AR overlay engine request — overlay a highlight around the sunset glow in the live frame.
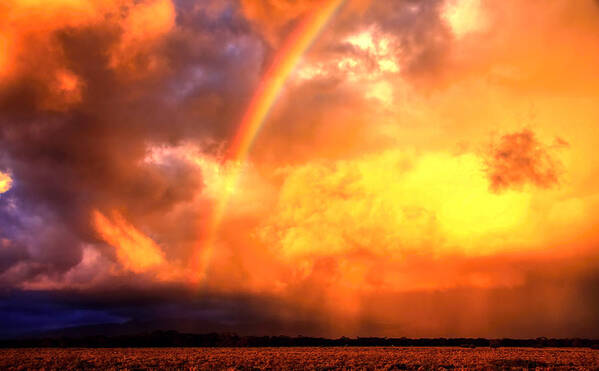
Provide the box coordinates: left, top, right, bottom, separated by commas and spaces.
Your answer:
0, 172, 11, 194
2, 0, 599, 338
443, 0, 487, 38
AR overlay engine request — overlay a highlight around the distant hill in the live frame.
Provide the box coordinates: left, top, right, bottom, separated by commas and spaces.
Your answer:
2, 331, 598, 348
14, 316, 323, 340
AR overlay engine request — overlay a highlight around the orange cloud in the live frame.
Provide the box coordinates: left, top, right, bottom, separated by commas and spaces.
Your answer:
92, 209, 168, 276
240, 0, 328, 44
0, 0, 115, 76
239, 0, 371, 45
41, 69, 84, 111
0, 0, 176, 108
108, 0, 176, 76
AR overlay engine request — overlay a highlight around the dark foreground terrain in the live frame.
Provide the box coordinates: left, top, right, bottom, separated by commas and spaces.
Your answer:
1, 347, 598, 370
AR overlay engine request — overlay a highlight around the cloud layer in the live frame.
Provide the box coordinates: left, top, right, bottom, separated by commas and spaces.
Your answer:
1, 0, 599, 337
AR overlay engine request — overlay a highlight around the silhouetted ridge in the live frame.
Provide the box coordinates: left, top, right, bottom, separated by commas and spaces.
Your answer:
2, 332, 599, 348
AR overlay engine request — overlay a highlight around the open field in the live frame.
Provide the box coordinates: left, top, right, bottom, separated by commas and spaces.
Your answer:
1, 347, 598, 370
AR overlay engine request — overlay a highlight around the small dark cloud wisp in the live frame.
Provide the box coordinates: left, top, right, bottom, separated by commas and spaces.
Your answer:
485, 130, 566, 192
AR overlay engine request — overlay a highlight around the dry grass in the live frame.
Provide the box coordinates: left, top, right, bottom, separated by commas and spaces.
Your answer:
1, 347, 598, 370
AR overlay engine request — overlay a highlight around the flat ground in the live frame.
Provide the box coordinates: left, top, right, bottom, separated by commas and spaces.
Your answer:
1, 347, 598, 370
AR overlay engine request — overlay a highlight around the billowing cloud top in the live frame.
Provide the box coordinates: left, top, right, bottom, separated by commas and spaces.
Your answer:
1, 0, 599, 338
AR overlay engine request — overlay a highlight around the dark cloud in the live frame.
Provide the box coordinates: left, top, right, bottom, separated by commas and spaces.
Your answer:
0, 284, 329, 339
363, 0, 451, 83
0, 0, 264, 284
485, 130, 566, 192
2, 251, 599, 339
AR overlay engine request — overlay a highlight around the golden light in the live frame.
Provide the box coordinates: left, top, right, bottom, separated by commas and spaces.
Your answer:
191, 156, 243, 198
442, 0, 487, 38
261, 150, 532, 262
92, 210, 167, 274
0, 171, 12, 194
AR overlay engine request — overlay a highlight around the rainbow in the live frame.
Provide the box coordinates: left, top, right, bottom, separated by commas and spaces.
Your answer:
228, 0, 346, 162
190, 0, 345, 283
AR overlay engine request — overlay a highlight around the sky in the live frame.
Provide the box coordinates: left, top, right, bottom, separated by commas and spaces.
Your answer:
1, 0, 599, 338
